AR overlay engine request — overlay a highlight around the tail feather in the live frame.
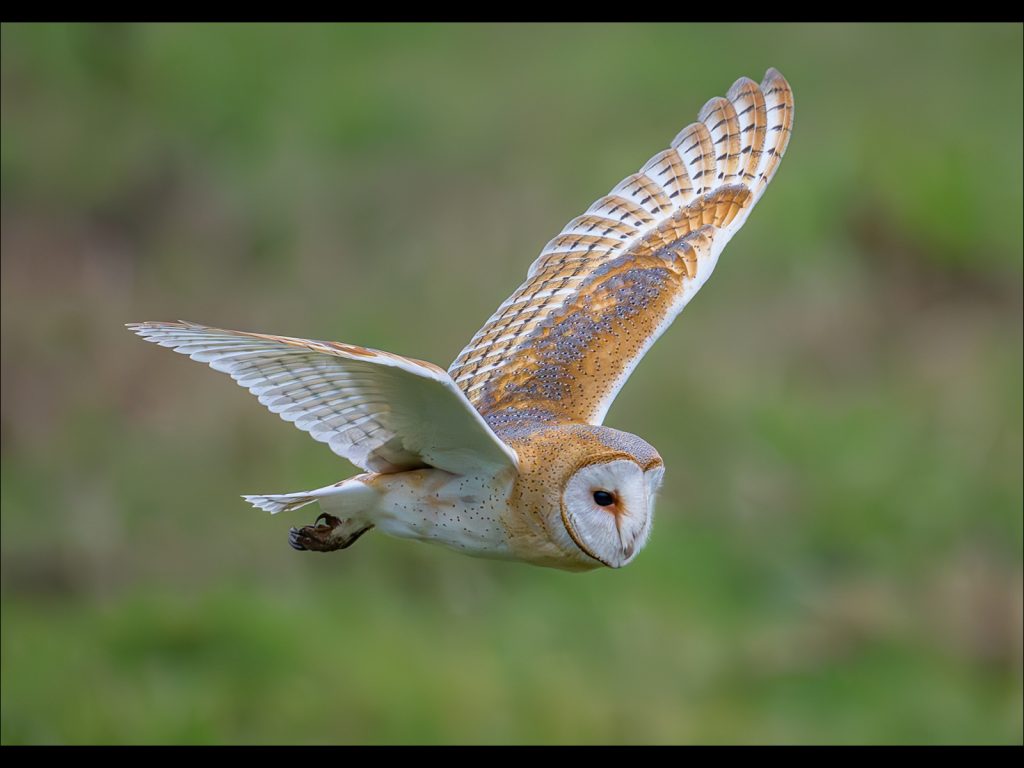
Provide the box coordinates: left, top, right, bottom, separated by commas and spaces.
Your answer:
243, 492, 318, 515
244, 475, 377, 516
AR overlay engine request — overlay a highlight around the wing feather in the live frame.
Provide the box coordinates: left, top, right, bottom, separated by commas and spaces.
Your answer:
450, 69, 793, 427
130, 321, 518, 474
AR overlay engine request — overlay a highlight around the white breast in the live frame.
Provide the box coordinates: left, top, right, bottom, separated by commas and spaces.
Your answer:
371, 468, 517, 559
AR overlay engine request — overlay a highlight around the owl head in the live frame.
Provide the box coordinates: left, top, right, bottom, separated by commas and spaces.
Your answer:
505, 424, 665, 570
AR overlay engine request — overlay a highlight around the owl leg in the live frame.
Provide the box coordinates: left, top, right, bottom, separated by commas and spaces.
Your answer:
288, 513, 374, 553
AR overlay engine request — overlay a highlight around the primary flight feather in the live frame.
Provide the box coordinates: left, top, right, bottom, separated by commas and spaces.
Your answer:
129, 69, 794, 570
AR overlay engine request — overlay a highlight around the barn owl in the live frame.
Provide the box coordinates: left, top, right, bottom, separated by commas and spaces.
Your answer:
129, 69, 793, 571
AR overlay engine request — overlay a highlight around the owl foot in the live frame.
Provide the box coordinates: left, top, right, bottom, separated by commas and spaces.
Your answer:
288, 513, 373, 553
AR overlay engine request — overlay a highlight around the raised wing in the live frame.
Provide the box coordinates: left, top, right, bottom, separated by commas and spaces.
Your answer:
129, 321, 519, 474
449, 69, 793, 428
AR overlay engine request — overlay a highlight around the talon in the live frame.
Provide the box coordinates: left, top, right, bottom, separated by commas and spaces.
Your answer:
288, 527, 308, 551
315, 512, 341, 528
287, 517, 373, 553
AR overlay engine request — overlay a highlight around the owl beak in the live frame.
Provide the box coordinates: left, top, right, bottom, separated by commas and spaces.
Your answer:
621, 538, 635, 560
606, 504, 648, 566
614, 512, 636, 560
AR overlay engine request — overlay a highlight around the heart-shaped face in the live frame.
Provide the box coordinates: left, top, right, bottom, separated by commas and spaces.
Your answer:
561, 458, 665, 568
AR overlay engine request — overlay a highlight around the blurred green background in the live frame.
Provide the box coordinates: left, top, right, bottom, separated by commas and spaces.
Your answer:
1, 23, 1021, 744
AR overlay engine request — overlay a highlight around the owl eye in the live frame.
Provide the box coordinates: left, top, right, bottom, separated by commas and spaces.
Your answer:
592, 490, 616, 507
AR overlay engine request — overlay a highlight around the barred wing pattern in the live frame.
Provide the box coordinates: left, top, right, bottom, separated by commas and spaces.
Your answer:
129, 322, 518, 474
449, 69, 793, 427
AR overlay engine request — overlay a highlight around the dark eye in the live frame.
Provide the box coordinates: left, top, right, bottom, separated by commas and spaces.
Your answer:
592, 490, 615, 507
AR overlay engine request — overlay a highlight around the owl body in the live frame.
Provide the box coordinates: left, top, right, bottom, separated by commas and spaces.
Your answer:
295, 423, 662, 571
129, 69, 793, 571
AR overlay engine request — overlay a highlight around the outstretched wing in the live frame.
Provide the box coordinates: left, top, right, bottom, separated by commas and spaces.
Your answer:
449, 69, 793, 428
129, 321, 519, 474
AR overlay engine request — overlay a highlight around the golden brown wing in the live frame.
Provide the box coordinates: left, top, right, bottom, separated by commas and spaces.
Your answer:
449, 69, 794, 428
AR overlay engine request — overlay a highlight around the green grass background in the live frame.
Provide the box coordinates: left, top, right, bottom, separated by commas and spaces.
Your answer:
1, 23, 1021, 744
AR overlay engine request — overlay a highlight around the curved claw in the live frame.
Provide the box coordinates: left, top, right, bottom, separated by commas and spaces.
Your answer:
288, 527, 308, 551
315, 512, 341, 528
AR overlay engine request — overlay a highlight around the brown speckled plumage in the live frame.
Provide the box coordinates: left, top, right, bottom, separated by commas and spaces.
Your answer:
451, 69, 793, 428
